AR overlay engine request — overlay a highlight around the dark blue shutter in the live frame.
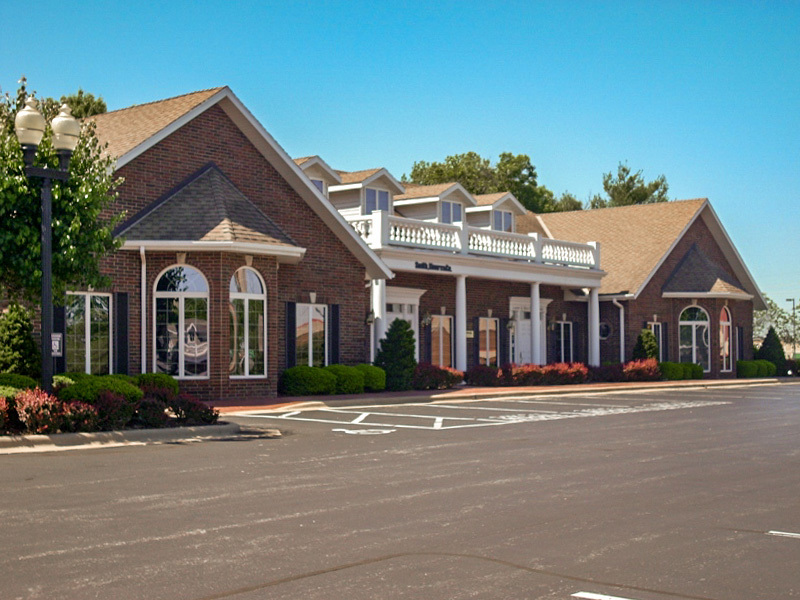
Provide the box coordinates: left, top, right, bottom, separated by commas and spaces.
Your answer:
661, 322, 669, 361
114, 293, 129, 375
737, 326, 745, 361
53, 303, 66, 375
472, 317, 480, 368
329, 304, 340, 365
285, 302, 296, 368
422, 323, 432, 364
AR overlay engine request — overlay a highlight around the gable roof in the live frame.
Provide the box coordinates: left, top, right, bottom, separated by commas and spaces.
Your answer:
662, 244, 750, 298
294, 155, 342, 185
117, 164, 300, 256
471, 192, 527, 214
89, 87, 392, 279
522, 199, 765, 309
394, 182, 478, 207
331, 168, 406, 194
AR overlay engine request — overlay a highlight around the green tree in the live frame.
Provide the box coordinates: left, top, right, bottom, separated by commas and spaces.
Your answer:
374, 319, 417, 391
59, 89, 107, 119
755, 326, 786, 374
405, 151, 557, 213
0, 78, 122, 303
590, 162, 669, 209
753, 295, 795, 345
552, 191, 584, 212
632, 328, 659, 360
0, 303, 40, 378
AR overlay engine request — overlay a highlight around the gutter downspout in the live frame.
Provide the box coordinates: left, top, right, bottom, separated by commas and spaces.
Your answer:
140, 246, 147, 374
612, 298, 625, 364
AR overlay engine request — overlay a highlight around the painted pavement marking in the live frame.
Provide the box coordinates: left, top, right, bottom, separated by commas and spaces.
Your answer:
331, 429, 396, 435
572, 592, 641, 600
767, 530, 800, 539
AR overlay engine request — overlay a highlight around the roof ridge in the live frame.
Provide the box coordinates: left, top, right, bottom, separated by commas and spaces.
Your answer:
93, 87, 226, 118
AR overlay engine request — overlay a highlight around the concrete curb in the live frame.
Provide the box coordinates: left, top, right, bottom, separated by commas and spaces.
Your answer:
0, 422, 250, 454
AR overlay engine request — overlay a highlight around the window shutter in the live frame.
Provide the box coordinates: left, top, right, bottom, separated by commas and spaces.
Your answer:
114, 293, 129, 375
661, 322, 669, 361
329, 304, 340, 365
472, 317, 480, 368
737, 326, 745, 361
53, 303, 66, 375
499, 318, 510, 366
285, 302, 296, 369
422, 323, 432, 363
573, 322, 583, 364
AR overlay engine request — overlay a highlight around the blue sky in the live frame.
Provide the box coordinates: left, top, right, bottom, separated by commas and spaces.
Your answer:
2, 1, 798, 308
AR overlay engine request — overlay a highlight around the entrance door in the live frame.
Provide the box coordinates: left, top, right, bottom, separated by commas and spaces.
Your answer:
509, 297, 551, 365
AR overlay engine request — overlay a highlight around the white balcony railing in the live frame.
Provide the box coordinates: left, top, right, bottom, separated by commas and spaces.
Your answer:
348, 211, 600, 270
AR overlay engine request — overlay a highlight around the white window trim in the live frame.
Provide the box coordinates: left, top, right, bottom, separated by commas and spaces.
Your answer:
493, 209, 514, 232
153, 265, 210, 380
364, 187, 391, 215
720, 306, 732, 373
441, 200, 462, 224
556, 320, 573, 363
479, 317, 500, 366
679, 305, 711, 373
296, 303, 329, 367
648, 321, 663, 361
66, 292, 113, 375
229, 267, 268, 379
309, 178, 326, 196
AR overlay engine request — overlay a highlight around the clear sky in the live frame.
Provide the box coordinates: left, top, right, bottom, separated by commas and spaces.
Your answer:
2, 1, 798, 308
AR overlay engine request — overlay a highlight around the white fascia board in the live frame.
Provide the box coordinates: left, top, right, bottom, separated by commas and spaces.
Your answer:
662, 291, 754, 301
492, 193, 526, 215
699, 203, 767, 310
217, 92, 393, 280
357, 169, 406, 194
328, 182, 364, 192
122, 240, 307, 263
386, 286, 427, 303
114, 87, 231, 170
464, 205, 491, 214
375, 247, 605, 288
445, 183, 479, 207
535, 214, 554, 239
393, 197, 439, 206
295, 156, 343, 184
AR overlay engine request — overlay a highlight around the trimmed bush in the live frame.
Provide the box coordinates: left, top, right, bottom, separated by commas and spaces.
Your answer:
0, 303, 40, 379
541, 363, 588, 385
509, 364, 544, 386
94, 390, 136, 430
632, 329, 659, 360
754, 359, 776, 377
14, 388, 63, 434
464, 364, 501, 387
136, 372, 180, 396
623, 358, 661, 382
170, 393, 219, 425
355, 364, 386, 392
138, 384, 177, 405
737, 360, 759, 378
135, 397, 169, 428
413, 363, 463, 390
324, 365, 365, 395
57, 375, 143, 430
60, 371, 94, 383
0, 397, 9, 431
756, 326, 786, 374
279, 366, 336, 396
689, 363, 704, 379
106, 374, 138, 386
374, 319, 417, 391
588, 363, 624, 383
62, 402, 100, 433
0, 384, 22, 400
0, 373, 37, 390
659, 361, 685, 380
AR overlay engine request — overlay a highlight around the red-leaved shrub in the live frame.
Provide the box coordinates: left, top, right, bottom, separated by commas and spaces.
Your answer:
623, 358, 661, 382
0, 396, 9, 431
588, 363, 625, 382
464, 364, 501, 387
62, 402, 100, 433
170, 393, 219, 425
540, 363, 588, 385
412, 363, 464, 390
14, 388, 64, 434
509, 364, 544, 386
94, 390, 136, 431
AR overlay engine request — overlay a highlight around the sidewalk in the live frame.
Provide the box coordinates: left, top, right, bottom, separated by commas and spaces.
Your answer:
213, 376, 793, 414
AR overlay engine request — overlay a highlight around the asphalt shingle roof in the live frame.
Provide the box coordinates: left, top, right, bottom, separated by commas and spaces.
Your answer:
662, 244, 747, 295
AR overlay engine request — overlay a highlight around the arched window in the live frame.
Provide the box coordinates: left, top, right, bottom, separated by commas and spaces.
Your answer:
679, 305, 710, 373
229, 267, 266, 377
720, 306, 732, 372
154, 265, 209, 378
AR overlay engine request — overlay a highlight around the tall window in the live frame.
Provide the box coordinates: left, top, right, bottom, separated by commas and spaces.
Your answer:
66, 292, 112, 375
154, 266, 209, 378
441, 201, 462, 224
365, 188, 389, 214
479, 317, 499, 366
229, 268, 266, 377
720, 306, 732, 372
296, 303, 327, 367
492, 210, 513, 232
649, 321, 663, 360
679, 306, 710, 372
556, 320, 573, 363
431, 315, 453, 367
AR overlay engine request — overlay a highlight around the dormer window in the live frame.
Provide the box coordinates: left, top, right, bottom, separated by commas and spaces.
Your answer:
442, 200, 462, 224
493, 210, 513, 232
365, 188, 390, 214
310, 179, 325, 194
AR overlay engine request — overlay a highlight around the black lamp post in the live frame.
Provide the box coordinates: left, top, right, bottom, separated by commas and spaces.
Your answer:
14, 98, 80, 393
787, 298, 797, 359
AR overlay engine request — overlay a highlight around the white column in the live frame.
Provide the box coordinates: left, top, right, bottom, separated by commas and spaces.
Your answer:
531, 282, 541, 365
372, 279, 387, 359
455, 274, 467, 371
588, 287, 600, 366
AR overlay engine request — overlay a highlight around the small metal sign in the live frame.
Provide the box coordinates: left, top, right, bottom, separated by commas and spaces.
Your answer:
465, 330, 474, 339
51, 333, 63, 357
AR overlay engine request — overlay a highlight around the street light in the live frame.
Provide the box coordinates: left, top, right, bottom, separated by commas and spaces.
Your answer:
14, 98, 80, 393
787, 298, 797, 360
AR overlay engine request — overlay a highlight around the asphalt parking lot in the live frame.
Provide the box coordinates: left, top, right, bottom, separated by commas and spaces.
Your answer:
4, 382, 800, 600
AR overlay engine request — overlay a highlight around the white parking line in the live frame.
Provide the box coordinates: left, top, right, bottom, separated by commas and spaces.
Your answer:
768, 530, 800, 539
350, 413, 369, 424
572, 592, 640, 600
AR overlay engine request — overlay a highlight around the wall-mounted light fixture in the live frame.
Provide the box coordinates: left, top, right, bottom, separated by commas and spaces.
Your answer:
421, 312, 432, 327
309, 292, 317, 304
365, 309, 375, 325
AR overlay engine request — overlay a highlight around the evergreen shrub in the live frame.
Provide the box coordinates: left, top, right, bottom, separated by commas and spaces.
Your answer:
737, 360, 759, 378
355, 364, 386, 392
414, 363, 463, 390
324, 365, 365, 395
0, 303, 40, 379
374, 319, 417, 391
0, 373, 37, 390
136, 373, 180, 395
754, 359, 776, 377
658, 361, 685, 380
58, 375, 143, 430
279, 366, 336, 396
0, 385, 20, 400
755, 327, 786, 374
632, 329, 659, 360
